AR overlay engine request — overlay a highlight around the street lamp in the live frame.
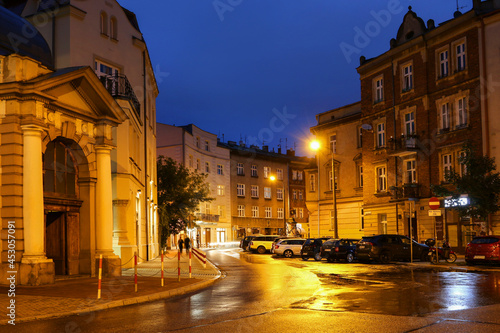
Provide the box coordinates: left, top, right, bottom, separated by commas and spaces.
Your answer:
269, 174, 286, 235
310, 139, 338, 238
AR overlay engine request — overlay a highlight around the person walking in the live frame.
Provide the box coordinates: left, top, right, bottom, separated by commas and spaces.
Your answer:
178, 236, 184, 253
184, 236, 191, 254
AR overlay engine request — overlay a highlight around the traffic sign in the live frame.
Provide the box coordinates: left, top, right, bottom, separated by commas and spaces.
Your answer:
429, 197, 440, 209
428, 210, 442, 217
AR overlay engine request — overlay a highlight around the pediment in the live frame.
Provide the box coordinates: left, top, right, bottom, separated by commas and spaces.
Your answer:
395, 7, 427, 46
32, 67, 128, 125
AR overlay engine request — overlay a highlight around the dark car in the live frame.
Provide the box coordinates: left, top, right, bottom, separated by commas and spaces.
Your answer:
240, 235, 261, 251
322, 238, 359, 263
301, 237, 331, 261
356, 234, 429, 263
466, 235, 500, 265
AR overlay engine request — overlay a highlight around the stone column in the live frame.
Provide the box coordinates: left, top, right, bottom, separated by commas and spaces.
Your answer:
20, 125, 54, 285
95, 145, 121, 276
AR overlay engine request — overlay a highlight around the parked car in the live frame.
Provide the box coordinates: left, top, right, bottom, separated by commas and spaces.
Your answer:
356, 234, 429, 263
322, 238, 359, 263
273, 238, 306, 258
271, 236, 293, 254
249, 235, 282, 254
240, 235, 261, 251
301, 237, 332, 261
465, 235, 500, 265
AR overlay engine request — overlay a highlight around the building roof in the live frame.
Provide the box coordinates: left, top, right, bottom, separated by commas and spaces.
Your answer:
0, 4, 53, 68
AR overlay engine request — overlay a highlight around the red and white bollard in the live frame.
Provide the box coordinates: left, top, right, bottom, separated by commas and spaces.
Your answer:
189, 249, 192, 279
161, 250, 164, 287
134, 251, 138, 292
97, 254, 103, 299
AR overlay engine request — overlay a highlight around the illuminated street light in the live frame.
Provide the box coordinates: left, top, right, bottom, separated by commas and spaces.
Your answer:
269, 174, 286, 235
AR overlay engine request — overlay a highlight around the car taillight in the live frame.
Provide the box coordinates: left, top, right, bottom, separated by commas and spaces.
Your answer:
249, 241, 253, 246
275, 245, 279, 249
335, 247, 339, 252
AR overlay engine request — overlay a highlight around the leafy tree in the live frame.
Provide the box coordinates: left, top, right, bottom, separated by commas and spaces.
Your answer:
157, 156, 213, 247
432, 142, 500, 222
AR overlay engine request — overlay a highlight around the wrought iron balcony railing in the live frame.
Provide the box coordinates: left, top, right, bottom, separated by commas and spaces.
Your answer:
390, 183, 421, 200
194, 213, 220, 222
99, 74, 141, 117
388, 134, 419, 152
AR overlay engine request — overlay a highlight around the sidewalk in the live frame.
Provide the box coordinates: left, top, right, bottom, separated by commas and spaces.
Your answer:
0, 249, 221, 325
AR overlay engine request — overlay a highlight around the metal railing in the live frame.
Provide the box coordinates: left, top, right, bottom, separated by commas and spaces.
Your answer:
99, 74, 141, 117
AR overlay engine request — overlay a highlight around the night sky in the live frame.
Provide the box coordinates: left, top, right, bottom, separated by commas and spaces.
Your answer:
118, 0, 470, 156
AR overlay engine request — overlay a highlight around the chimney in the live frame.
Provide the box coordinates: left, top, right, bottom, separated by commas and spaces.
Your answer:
286, 149, 295, 156
262, 145, 269, 152
278, 147, 282, 154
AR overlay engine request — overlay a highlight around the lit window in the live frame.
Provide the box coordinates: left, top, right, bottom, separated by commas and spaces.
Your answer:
376, 166, 386, 192
237, 184, 245, 197
217, 185, 224, 196
263, 166, 270, 178
264, 187, 271, 199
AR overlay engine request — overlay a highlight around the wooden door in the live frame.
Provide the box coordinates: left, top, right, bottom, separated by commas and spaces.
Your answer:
46, 212, 66, 275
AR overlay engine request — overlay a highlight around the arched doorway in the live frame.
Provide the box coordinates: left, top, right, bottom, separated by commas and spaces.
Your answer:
43, 139, 84, 275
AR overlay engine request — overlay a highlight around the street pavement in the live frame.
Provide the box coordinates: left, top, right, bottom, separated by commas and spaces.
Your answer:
1, 248, 500, 327
0, 249, 221, 326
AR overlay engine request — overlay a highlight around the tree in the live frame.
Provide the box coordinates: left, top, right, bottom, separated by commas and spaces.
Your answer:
432, 142, 500, 224
157, 156, 213, 247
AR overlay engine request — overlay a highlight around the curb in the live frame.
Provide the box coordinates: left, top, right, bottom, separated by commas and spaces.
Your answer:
1, 259, 222, 325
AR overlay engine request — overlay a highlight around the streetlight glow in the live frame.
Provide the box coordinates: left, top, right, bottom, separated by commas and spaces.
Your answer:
270, 175, 276, 181
310, 140, 320, 151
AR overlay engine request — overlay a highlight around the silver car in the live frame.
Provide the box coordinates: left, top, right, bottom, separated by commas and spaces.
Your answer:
274, 238, 306, 258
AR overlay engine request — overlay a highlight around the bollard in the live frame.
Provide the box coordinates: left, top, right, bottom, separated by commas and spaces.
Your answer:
161, 250, 164, 287
189, 249, 192, 279
134, 251, 138, 292
97, 254, 103, 299
177, 250, 181, 282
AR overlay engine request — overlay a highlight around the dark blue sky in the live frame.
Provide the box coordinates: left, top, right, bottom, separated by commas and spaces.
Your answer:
119, 0, 470, 156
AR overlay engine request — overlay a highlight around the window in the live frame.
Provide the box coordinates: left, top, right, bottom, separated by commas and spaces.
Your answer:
298, 190, 303, 200
376, 166, 387, 192
405, 159, 417, 184
237, 163, 244, 175
251, 185, 259, 198
298, 171, 303, 181
217, 164, 224, 175
328, 169, 337, 191
310, 174, 316, 192
110, 16, 117, 39
277, 208, 284, 219
94, 60, 118, 78
330, 134, 337, 154
188, 155, 193, 168
237, 184, 245, 197
265, 207, 272, 218
276, 168, 283, 180
357, 127, 363, 148
456, 42, 466, 72
442, 154, 453, 180
205, 140, 210, 151
457, 97, 467, 128
217, 185, 224, 196
277, 188, 283, 200
376, 123, 386, 148
358, 164, 363, 188
196, 159, 200, 171
298, 208, 304, 218
263, 166, 270, 178
292, 189, 297, 200
404, 112, 415, 136
100, 12, 108, 35
459, 151, 467, 176
292, 170, 298, 180
218, 205, 225, 218
43, 141, 77, 196
374, 76, 384, 103
264, 187, 271, 199
251, 165, 258, 177
238, 205, 245, 217
205, 203, 211, 214
252, 206, 259, 218
205, 162, 210, 173
196, 137, 200, 148
441, 103, 450, 130
402, 64, 413, 91
360, 208, 365, 230
439, 50, 449, 78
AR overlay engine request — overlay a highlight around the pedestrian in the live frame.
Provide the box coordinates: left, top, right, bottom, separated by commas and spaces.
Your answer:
196, 233, 200, 248
184, 236, 191, 254
178, 236, 184, 253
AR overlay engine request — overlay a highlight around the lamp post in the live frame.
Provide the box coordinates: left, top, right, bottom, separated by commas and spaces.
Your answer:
310, 140, 338, 238
270, 174, 286, 235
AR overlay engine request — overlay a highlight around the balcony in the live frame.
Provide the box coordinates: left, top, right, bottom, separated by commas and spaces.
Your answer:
99, 74, 141, 118
388, 134, 419, 153
194, 213, 220, 222
390, 183, 421, 200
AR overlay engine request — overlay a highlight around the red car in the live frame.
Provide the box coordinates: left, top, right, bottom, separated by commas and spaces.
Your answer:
466, 235, 500, 265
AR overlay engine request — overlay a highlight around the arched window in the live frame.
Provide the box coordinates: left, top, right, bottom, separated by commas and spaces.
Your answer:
110, 16, 117, 39
100, 12, 108, 35
43, 141, 78, 197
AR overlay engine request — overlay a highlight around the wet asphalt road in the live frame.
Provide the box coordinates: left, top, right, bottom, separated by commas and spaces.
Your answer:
7, 248, 500, 333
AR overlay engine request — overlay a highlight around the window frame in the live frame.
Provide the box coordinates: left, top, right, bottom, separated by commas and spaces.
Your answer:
277, 188, 283, 200
252, 206, 259, 218
238, 205, 245, 217
264, 187, 272, 199
265, 207, 272, 218
376, 122, 386, 148
438, 48, 449, 78
237, 163, 244, 176
251, 164, 258, 177
251, 185, 259, 198
373, 75, 384, 103
237, 183, 245, 197
217, 185, 224, 196
402, 62, 413, 92
405, 159, 417, 184
217, 164, 224, 175
376, 166, 387, 192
